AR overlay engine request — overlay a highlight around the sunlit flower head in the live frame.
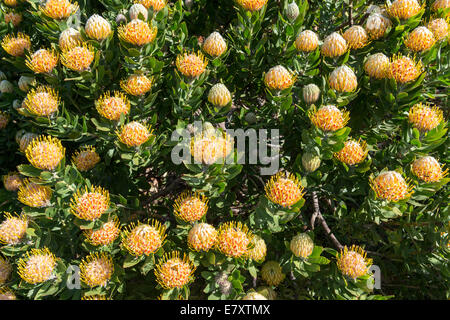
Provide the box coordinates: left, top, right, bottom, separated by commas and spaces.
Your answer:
386, 0, 422, 20
18, 179, 52, 208
408, 103, 444, 132
85, 14, 112, 41
261, 261, 285, 286
1, 33, 31, 57
364, 13, 392, 39
96, 91, 130, 121
328, 65, 358, 92
247, 234, 267, 263
187, 223, 218, 252
0, 111, 9, 129
343, 25, 369, 49
190, 126, 234, 165
217, 221, 253, 258
290, 233, 314, 258
23, 86, 60, 117
264, 65, 297, 91
59, 27, 81, 49
202, 32, 227, 57
155, 251, 196, 289
427, 18, 449, 41
19, 132, 38, 153
0, 288, 16, 300
208, 83, 232, 107
321, 32, 348, 58
4, 11, 22, 26
72, 145, 100, 172
84, 217, 120, 246
265, 171, 304, 207
309, 105, 350, 132
405, 26, 436, 52
80, 252, 114, 288
411, 156, 448, 183
61, 42, 95, 72
334, 138, 368, 166
17, 248, 56, 284
121, 220, 166, 256
136, 0, 167, 11
295, 30, 319, 52
364, 53, 390, 79
25, 135, 65, 171
388, 54, 423, 84
0, 256, 12, 284
116, 121, 153, 147
118, 19, 158, 46
235, 0, 268, 11
26, 49, 59, 74
129, 3, 148, 20
173, 191, 208, 222
70, 186, 110, 221
337, 245, 372, 279
3, 172, 23, 192
0, 212, 28, 245
370, 171, 414, 202
242, 291, 268, 300
176, 50, 208, 78
18, 76, 36, 92
40, 0, 79, 20
302, 83, 320, 104
120, 73, 154, 96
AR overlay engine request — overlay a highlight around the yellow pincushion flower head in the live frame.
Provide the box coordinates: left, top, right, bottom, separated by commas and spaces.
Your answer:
72, 145, 100, 172
116, 121, 153, 147
309, 105, 350, 132
364, 53, 390, 79
1, 33, 31, 57
216, 221, 254, 258
427, 18, 449, 41
17, 247, 57, 284
4, 11, 22, 27
0, 256, 12, 284
202, 32, 227, 57
336, 245, 372, 279
386, 0, 423, 20
176, 50, 208, 78
23, 86, 60, 117
18, 179, 53, 208
18, 132, 38, 153
290, 233, 314, 258
405, 26, 436, 52
295, 30, 319, 52
40, 0, 79, 20
261, 261, 285, 286
120, 73, 154, 96
388, 54, 423, 84
58, 27, 81, 50
370, 170, 415, 202
411, 156, 448, 183
235, 0, 268, 11
264, 65, 297, 91
0, 111, 9, 129
187, 223, 218, 252
343, 25, 369, 49
4, 0, 18, 7
173, 191, 208, 223
190, 126, 234, 165
95, 91, 130, 121
121, 220, 166, 256
334, 138, 369, 166
3, 172, 23, 192
408, 103, 444, 132
328, 65, 358, 93
85, 14, 112, 41
84, 217, 120, 246
70, 186, 109, 221
0, 287, 16, 300
242, 291, 268, 300
26, 49, 59, 74
118, 19, 158, 46
0, 212, 28, 245
80, 252, 114, 288
61, 42, 95, 72
265, 171, 304, 208
25, 135, 65, 171
321, 32, 348, 58
208, 83, 232, 107
431, 0, 450, 14
364, 13, 392, 40
81, 294, 109, 300
136, 0, 167, 11
247, 234, 267, 263
155, 251, 196, 289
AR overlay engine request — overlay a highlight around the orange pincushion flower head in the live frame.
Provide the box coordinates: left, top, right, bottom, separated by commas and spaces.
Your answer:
70, 186, 110, 221
121, 220, 166, 256
85, 14, 112, 41
431, 0, 450, 13
95, 91, 130, 121
321, 32, 348, 58
328, 65, 358, 93
136, 0, 167, 11
40, 0, 79, 20
0, 287, 16, 300
264, 65, 297, 91
364, 13, 392, 40
427, 18, 449, 41
120, 74, 154, 96
72, 146, 100, 172
118, 19, 158, 46
116, 121, 153, 147
4, 11, 22, 26
295, 30, 319, 52
309, 105, 350, 132
61, 42, 95, 72
3, 172, 23, 192
235, 0, 268, 11
26, 49, 59, 74
265, 171, 304, 208
17, 247, 56, 284
0, 212, 28, 245
364, 53, 390, 79
386, 0, 423, 20
79, 252, 114, 288
190, 125, 234, 165
405, 26, 436, 52
84, 217, 120, 246
247, 234, 267, 263
1, 33, 31, 57
202, 32, 227, 57
343, 25, 369, 49
337, 245, 372, 279
408, 103, 444, 132
187, 223, 218, 252
25, 135, 65, 171
0, 256, 12, 284
216, 221, 254, 258
388, 54, 423, 84
370, 171, 415, 202
58, 27, 81, 49
261, 261, 285, 286
173, 191, 208, 223
411, 156, 448, 183
0, 111, 9, 129
18, 179, 53, 208
155, 251, 196, 289
23, 86, 60, 117
176, 50, 208, 78
334, 138, 369, 166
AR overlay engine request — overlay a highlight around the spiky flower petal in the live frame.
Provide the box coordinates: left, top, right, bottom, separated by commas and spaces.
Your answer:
1, 33, 31, 57
389, 54, 423, 84
208, 83, 232, 107
155, 251, 196, 289
405, 26, 436, 52
290, 233, 314, 258
261, 261, 285, 286
337, 245, 372, 279
334, 138, 368, 166
116, 121, 153, 147
295, 30, 319, 52
247, 234, 267, 263
321, 32, 348, 58
70, 186, 110, 221
84, 217, 120, 246
216, 221, 253, 258
309, 105, 350, 132
136, 0, 167, 11
343, 25, 369, 49
0, 288, 16, 300
17, 248, 56, 284
202, 32, 227, 57
121, 220, 166, 256
265, 171, 304, 207
411, 156, 448, 183
408, 103, 444, 132
61, 42, 95, 72
235, 0, 268, 11
0, 212, 28, 245
173, 191, 208, 222
364, 53, 390, 79
0, 256, 12, 284
264, 65, 297, 90
25, 135, 65, 171
80, 252, 114, 287
370, 171, 414, 202
40, 0, 79, 20
23, 86, 60, 117
26, 49, 59, 74
187, 223, 217, 252
85, 14, 112, 41
72, 146, 100, 172
427, 18, 449, 41
176, 51, 208, 78
18, 179, 53, 208
3, 172, 23, 192
120, 74, 154, 96
386, 0, 422, 20
328, 65, 358, 92
118, 19, 157, 46
364, 13, 392, 39
96, 91, 130, 121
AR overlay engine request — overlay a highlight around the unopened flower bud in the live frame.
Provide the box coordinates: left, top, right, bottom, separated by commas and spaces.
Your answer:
116, 13, 127, 25
0, 80, 14, 93
302, 153, 321, 172
245, 112, 257, 124
302, 84, 320, 104
286, 2, 300, 21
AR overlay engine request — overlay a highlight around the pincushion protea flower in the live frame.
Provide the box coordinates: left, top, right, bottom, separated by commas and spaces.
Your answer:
187, 223, 218, 251
309, 105, 350, 132
61, 42, 95, 72
386, 0, 423, 20
3, 0, 18, 7
0, 212, 28, 245
95, 91, 130, 121
1, 33, 31, 57
0, 256, 12, 284
155, 251, 196, 289
334, 138, 369, 166
59, 28, 81, 49
202, 32, 227, 57
328, 65, 358, 93
81, 295, 109, 300
23, 86, 60, 117
235, 0, 268, 11
364, 13, 392, 39
216, 221, 253, 258
3, 172, 23, 192
388, 54, 423, 84
116, 121, 153, 147
242, 291, 268, 300
405, 26, 436, 52
118, 19, 158, 46
121, 220, 166, 256
295, 30, 319, 52
290, 233, 314, 258
302, 153, 321, 172
40, 0, 79, 20
18, 132, 38, 153
343, 25, 369, 49
411, 156, 448, 183
176, 51, 208, 78
0, 288, 16, 300
190, 127, 234, 165
173, 191, 208, 222
4, 11, 22, 26
84, 217, 120, 246
70, 186, 109, 221
85, 14, 112, 41
265, 171, 305, 207
25, 135, 65, 171
302, 83, 320, 104
208, 83, 232, 107
408, 103, 444, 132
431, 0, 450, 14
18, 179, 52, 207
364, 53, 390, 79
286, 2, 300, 21
26, 49, 59, 74
0, 111, 9, 129
120, 74, 154, 96
336, 245, 372, 279
17, 248, 56, 284
427, 18, 449, 41
247, 234, 267, 263
264, 65, 296, 91
321, 32, 348, 58
72, 146, 100, 172
370, 171, 414, 202
136, 0, 167, 11
129, 4, 148, 20
80, 252, 114, 288
261, 261, 285, 286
